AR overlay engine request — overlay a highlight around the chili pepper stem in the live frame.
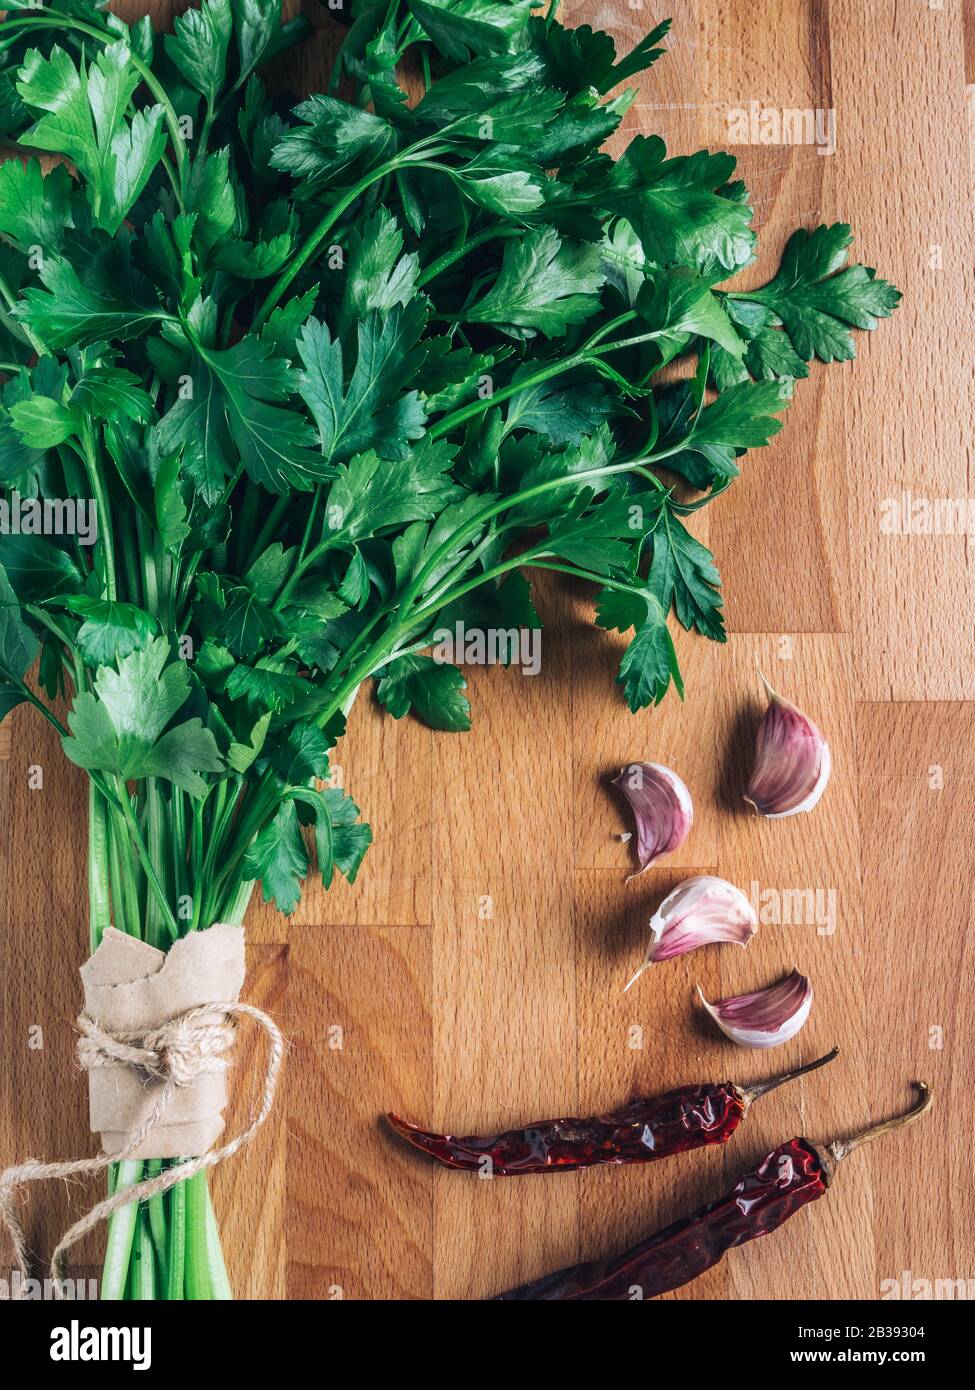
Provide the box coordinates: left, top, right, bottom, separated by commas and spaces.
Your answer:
738, 1046, 839, 1110
820, 1082, 933, 1180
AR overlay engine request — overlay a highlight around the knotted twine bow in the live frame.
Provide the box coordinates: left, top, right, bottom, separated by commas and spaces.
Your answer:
0, 1000, 283, 1299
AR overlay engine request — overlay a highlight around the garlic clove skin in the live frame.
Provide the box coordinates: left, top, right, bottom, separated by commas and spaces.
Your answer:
745, 672, 831, 818
697, 970, 813, 1049
612, 762, 693, 880
623, 875, 758, 992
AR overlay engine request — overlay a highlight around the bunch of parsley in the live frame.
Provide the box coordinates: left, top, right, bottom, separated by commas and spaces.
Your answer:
0, 0, 898, 1299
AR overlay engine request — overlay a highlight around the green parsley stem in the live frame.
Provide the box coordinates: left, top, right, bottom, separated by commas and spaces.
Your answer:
0, 269, 47, 358
303, 447, 671, 711
88, 782, 112, 954
413, 528, 504, 614
416, 225, 521, 288
83, 759, 184, 941
308, 600, 390, 695
670, 478, 734, 513
408, 550, 655, 634
144, 1159, 168, 1275
100, 1162, 142, 1301
145, 779, 166, 951
396, 457, 662, 623
113, 802, 143, 936
249, 492, 293, 567
582, 309, 641, 347
189, 800, 206, 932
405, 547, 554, 624
166, 1175, 186, 1300
24, 605, 79, 659
78, 423, 117, 603
183, 1172, 212, 1300
105, 809, 130, 936
116, 783, 180, 941
198, 103, 217, 156
253, 144, 453, 331
426, 313, 657, 440
252, 156, 409, 331
204, 1183, 233, 1299
204, 776, 282, 890
311, 457, 666, 729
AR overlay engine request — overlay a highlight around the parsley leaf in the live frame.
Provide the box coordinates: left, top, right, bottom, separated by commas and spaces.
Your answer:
596, 588, 683, 712
376, 653, 472, 731
271, 95, 396, 184
0, 157, 74, 249
0, 561, 39, 718
0, 533, 84, 602
66, 597, 158, 667
16, 253, 168, 349
658, 379, 793, 488
461, 227, 605, 339
636, 266, 744, 356
243, 798, 307, 914
546, 491, 639, 574
62, 636, 224, 795
648, 508, 725, 641
17, 42, 166, 235
406, 0, 534, 62
728, 223, 901, 363
710, 298, 811, 389
291, 785, 372, 890
164, 0, 232, 109
323, 442, 461, 543
612, 138, 755, 274
157, 337, 326, 499
296, 306, 427, 465
337, 208, 420, 344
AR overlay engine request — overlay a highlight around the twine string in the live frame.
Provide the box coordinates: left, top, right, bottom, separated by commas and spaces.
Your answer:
0, 1000, 283, 1299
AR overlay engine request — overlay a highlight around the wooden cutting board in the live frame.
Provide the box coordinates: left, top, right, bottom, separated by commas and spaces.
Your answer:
2, 0, 973, 1301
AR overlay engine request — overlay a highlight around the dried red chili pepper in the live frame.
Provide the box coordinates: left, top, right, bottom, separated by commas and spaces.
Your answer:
494, 1081, 932, 1300
388, 1047, 838, 1175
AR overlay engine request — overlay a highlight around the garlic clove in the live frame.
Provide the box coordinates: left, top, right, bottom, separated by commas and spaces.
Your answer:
623, 875, 758, 991
612, 763, 693, 880
745, 671, 831, 818
697, 969, 813, 1049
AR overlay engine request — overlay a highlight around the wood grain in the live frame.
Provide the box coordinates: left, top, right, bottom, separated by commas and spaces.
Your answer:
1, 0, 972, 1302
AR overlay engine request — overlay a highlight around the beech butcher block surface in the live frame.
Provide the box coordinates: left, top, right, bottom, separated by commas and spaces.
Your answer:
2, 0, 973, 1302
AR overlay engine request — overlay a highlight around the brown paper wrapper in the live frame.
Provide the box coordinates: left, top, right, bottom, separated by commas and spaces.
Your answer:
79, 923, 245, 1159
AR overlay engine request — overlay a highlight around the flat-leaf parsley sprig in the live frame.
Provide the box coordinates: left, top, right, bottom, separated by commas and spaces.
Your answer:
0, 0, 899, 1300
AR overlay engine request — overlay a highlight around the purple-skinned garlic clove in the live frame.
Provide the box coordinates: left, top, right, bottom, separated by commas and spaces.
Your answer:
745, 671, 831, 818
612, 762, 693, 880
697, 969, 813, 1049
623, 875, 758, 992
